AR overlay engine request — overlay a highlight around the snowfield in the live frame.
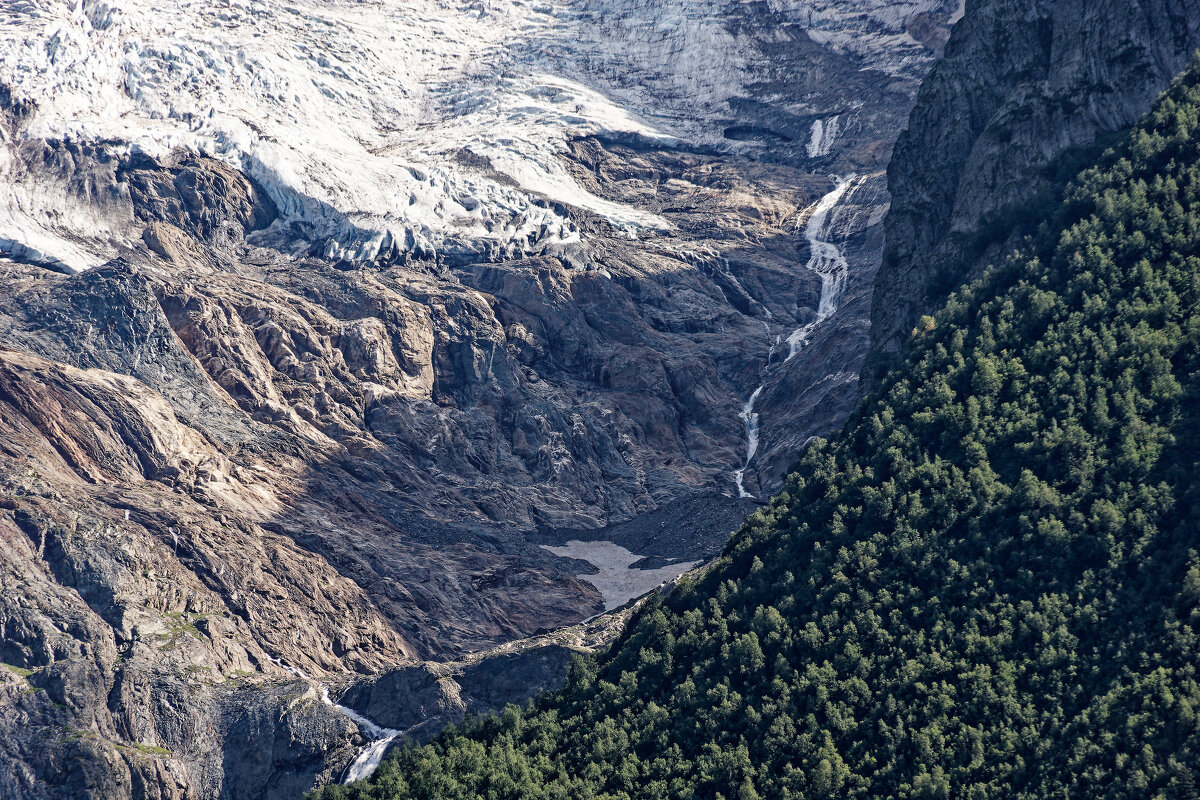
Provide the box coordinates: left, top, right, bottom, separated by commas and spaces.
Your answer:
0, 0, 950, 271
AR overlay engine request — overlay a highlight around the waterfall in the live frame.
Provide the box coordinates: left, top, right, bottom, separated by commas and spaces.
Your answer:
786, 175, 856, 360
265, 656, 400, 784
731, 175, 859, 498
733, 385, 765, 498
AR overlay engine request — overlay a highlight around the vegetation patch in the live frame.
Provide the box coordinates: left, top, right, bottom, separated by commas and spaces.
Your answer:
117, 742, 173, 757
157, 612, 205, 651
1, 662, 34, 679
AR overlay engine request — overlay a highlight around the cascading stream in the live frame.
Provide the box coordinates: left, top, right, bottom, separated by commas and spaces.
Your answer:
320, 687, 403, 784
266, 656, 400, 784
733, 175, 858, 498
786, 174, 857, 360
733, 385, 764, 498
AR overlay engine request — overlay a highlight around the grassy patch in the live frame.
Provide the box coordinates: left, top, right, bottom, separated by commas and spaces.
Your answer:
157, 612, 206, 651
119, 741, 172, 757
60, 727, 97, 745
0, 662, 33, 678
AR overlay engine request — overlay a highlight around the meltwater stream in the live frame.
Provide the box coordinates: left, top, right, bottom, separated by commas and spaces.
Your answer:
733, 175, 858, 498
733, 385, 765, 498
320, 687, 403, 784
786, 174, 857, 360
265, 655, 400, 784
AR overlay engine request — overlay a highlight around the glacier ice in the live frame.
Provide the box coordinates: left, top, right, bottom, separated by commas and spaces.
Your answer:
0, 0, 950, 272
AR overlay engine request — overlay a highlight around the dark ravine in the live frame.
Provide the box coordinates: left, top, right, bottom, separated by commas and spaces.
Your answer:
867, 0, 1200, 382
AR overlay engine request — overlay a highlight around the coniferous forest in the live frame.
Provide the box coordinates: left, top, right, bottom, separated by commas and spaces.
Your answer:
312, 61, 1200, 800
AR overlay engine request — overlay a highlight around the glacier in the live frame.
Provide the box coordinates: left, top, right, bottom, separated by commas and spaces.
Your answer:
0, 0, 952, 272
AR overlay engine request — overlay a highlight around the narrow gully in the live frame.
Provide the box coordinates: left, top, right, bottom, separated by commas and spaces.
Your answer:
733, 175, 858, 498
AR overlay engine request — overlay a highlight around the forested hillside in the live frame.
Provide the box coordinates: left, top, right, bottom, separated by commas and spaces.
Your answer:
313, 60, 1200, 800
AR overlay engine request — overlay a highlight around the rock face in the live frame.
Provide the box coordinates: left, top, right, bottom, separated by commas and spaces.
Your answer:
868, 0, 1200, 379
0, 1, 965, 797
337, 645, 578, 744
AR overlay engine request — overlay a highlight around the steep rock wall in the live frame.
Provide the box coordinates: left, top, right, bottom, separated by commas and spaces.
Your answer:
868, 0, 1200, 381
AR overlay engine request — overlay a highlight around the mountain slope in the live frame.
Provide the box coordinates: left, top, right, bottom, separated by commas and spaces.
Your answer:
0, 0, 966, 502
0, 3, 966, 796
867, 0, 1200, 381
318, 58, 1200, 800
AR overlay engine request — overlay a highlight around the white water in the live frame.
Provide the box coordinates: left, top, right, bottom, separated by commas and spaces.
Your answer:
733, 385, 765, 498
265, 655, 399, 784
731, 176, 858, 498
786, 175, 857, 360
319, 687, 403, 784
344, 734, 401, 784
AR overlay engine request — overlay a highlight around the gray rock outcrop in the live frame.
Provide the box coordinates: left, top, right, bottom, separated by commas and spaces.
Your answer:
868, 0, 1200, 380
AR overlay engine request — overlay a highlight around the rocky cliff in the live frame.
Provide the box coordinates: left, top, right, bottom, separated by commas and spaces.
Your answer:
868, 0, 1200, 380
0, 1, 963, 797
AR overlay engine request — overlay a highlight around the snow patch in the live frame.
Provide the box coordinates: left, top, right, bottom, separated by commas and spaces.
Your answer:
806, 115, 840, 159
542, 540, 699, 611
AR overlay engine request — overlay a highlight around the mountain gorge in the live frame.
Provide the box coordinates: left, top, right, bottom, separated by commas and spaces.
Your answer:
317, 48, 1200, 800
